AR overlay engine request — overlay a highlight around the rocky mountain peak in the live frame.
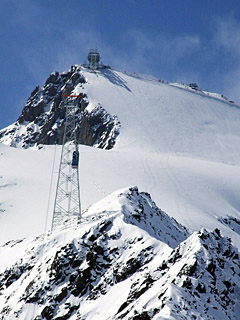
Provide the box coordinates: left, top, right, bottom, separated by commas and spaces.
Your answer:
0, 65, 120, 149
0, 187, 239, 319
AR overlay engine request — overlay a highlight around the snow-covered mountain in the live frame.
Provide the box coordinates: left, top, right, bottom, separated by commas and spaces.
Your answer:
0, 65, 240, 319
1, 187, 239, 319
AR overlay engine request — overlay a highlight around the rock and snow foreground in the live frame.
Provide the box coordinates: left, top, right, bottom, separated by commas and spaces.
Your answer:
0, 187, 239, 320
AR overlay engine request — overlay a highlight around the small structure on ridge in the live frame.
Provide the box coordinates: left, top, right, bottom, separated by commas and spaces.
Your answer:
88, 49, 101, 70
83, 49, 109, 70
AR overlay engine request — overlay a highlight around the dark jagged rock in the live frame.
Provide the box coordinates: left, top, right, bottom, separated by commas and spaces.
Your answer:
55, 287, 68, 303
0, 263, 33, 290
0, 65, 120, 149
218, 215, 240, 236
79, 103, 120, 150
41, 305, 55, 320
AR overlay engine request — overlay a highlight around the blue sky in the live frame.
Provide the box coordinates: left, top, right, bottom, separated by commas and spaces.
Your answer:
1, 0, 240, 128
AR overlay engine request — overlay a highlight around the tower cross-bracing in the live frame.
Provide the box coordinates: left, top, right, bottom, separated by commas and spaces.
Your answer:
51, 102, 81, 231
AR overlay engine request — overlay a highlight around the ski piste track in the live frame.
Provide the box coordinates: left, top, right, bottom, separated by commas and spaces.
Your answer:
112, 74, 195, 228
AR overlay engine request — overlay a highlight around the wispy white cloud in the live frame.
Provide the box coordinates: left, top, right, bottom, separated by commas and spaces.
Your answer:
212, 16, 240, 101
100, 29, 202, 81
6, 0, 203, 88
160, 35, 201, 66
7, 1, 240, 103
214, 16, 240, 55
118, 20, 240, 103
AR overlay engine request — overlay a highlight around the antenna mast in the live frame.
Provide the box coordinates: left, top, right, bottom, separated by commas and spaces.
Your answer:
51, 100, 81, 231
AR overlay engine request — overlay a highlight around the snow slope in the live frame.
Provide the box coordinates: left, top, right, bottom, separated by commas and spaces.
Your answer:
1, 67, 240, 248
80, 68, 240, 164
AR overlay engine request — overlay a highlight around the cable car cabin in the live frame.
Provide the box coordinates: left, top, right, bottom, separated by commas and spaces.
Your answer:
72, 151, 79, 169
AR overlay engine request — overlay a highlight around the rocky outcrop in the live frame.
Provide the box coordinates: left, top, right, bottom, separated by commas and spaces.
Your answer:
218, 215, 240, 236
79, 103, 120, 149
0, 65, 120, 149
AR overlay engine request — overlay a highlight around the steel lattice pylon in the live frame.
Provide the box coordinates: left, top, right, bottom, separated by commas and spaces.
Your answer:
51, 103, 81, 231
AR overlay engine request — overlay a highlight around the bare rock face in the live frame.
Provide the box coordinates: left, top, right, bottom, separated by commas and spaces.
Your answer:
79, 103, 120, 150
0, 65, 120, 149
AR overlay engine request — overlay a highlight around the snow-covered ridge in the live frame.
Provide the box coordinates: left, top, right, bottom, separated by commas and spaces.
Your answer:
0, 187, 239, 320
121, 69, 238, 105
83, 186, 189, 248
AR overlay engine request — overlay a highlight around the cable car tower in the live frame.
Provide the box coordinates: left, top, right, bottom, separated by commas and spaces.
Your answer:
51, 98, 81, 232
